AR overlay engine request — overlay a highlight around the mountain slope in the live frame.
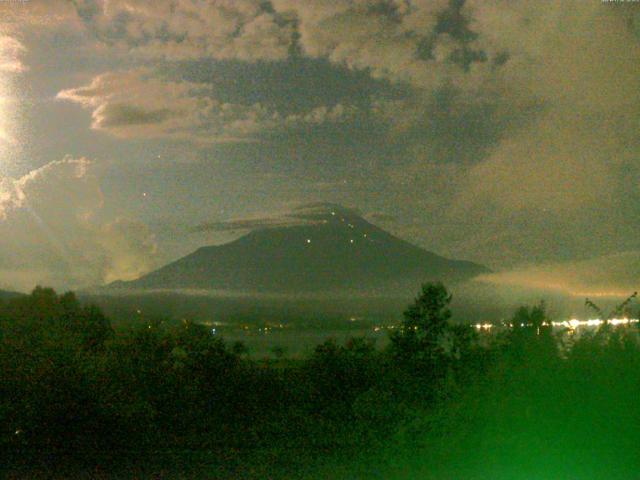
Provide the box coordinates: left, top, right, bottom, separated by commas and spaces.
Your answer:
0, 289, 23, 300
112, 204, 489, 294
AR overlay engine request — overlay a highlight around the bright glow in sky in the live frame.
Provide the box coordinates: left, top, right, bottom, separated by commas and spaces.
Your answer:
0, 74, 11, 161
0, 36, 24, 175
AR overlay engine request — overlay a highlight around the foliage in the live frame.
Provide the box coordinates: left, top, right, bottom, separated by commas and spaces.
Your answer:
1, 285, 639, 479
389, 282, 452, 365
585, 291, 638, 321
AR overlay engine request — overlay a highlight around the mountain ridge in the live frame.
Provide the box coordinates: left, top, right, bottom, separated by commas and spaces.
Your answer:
109, 204, 489, 294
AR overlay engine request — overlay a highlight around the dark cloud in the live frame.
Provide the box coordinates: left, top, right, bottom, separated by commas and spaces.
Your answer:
290, 202, 362, 220
191, 203, 359, 233
97, 104, 174, 127
191, 217, 311, 234
169, 57, 395, 114
57, 69, 360, 143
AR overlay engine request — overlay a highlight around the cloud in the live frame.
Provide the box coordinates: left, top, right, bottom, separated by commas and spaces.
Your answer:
98, 218, 158, 284
440, 1, 640, 264
478, 251, 640, 299
0, 36, 26, 73
290, 202, 361, 218
0, 35, 26, 150
57, 68, 358, 143
272, 0, 444, 87
0, 1, 79, 26
72, 0, 492, 90
73, 0, 293, 62
272, 0, 504, 97
192, 203, 359, 233
0, 157, 157, 290
364, 1, 640, 268
192, 217, 310, 234
60, 1, 510, 146
71, 1, 512, 108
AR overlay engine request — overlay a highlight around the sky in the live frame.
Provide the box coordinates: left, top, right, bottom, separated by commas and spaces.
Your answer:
0, 0, 638, 292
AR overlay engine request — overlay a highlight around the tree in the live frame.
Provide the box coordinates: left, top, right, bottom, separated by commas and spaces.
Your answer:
232, 341, 249, 357
390, 282, 452, 366
271, 345, 286, 359
585, 292, 638, 347
585, 292, 637, 325
506, 301, 556, 363
509, 301, 549, 335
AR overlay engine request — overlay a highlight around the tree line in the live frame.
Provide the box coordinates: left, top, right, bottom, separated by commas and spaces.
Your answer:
1, 284, 639, 479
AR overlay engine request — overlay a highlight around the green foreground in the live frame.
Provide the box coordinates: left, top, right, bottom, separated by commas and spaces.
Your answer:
1, 285, 639, 479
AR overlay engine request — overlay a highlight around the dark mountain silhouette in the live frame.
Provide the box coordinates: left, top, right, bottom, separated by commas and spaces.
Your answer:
0, 289, 24, 300
110, 204, 489, 294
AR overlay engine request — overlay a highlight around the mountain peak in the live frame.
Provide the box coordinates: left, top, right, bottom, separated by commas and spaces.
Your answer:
111, 204, 489, 294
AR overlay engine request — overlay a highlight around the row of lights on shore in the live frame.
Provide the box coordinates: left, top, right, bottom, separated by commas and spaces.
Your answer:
473, 318, 640, 331
371, 319, 640, 334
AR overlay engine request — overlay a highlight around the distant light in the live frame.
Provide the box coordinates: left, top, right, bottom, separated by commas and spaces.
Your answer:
306, 238, 311, 244
611, 317, 633, 326
211, 328, 216, 335
350, 239, 354, 244
474, 323, 493, 330
562, 317, 638, 327
474, 318, 640, 331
